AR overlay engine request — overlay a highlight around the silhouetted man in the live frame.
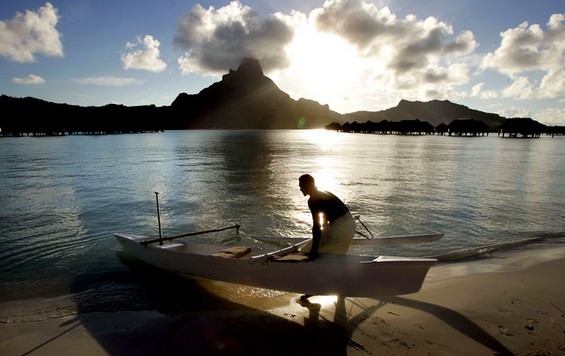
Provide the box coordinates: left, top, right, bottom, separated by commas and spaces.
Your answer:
298, 174, 356, 261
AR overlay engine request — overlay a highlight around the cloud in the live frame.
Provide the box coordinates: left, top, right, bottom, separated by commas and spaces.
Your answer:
482, 13, 565, 99
497, 106, 532, 119
0, 2, 63, 62
309, 0, 477, 100
536, 106, 565, 126
12, 74, 45, 85
313, 0, 476, 70
174, 0, 294, 76
72, 76, 140, 87
121, 35, 167, 72
471, 82, 499, 99
538, 67, 565, 98
502, 76, 534, 99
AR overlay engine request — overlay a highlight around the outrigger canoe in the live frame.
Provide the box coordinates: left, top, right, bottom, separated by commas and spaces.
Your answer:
115, 225, 439, 297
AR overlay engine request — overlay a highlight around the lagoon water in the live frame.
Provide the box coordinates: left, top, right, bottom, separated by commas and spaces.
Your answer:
1, 130, 564, 321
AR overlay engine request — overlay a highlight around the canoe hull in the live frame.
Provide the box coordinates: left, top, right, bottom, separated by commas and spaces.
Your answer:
115, 233, 437, 297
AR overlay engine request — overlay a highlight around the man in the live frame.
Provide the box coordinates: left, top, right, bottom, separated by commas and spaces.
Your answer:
298, 174, 356, 261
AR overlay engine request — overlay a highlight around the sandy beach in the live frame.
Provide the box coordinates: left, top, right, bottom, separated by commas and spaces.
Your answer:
1, 254, 564, 356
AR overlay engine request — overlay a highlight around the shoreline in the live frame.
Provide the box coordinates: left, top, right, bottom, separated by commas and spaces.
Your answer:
1, 251, 564, 355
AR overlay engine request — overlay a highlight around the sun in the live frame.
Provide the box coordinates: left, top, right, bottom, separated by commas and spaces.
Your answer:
273, 24, 369, 113
287, 26, 358, 88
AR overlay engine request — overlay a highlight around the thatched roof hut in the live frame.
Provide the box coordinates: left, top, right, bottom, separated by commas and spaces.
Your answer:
499, 118, 547, 138
447, 119, 490, 136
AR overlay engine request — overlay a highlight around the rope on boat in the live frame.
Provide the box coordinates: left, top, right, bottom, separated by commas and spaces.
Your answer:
140, 223, 241, 246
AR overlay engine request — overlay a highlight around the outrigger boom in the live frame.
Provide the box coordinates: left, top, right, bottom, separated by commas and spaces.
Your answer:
140, 224, 241, 246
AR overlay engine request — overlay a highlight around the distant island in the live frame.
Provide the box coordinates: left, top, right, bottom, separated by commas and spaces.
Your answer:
1, 57, 563, 137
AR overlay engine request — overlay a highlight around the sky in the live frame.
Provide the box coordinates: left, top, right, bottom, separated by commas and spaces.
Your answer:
1, 1, 564, 126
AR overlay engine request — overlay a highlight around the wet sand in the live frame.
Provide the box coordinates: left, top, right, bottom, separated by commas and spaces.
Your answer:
1, 255, 564, 356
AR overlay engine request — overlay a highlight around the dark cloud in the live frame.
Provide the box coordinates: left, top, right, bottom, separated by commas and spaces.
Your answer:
314, 0, 394, 48
174, 1, 294, 75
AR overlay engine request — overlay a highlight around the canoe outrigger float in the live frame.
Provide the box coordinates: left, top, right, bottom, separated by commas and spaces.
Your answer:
114, 193, 441, 297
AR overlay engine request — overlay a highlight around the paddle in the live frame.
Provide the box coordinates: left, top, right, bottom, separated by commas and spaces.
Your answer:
249, 238, 311, 264
249, 233, 444, 245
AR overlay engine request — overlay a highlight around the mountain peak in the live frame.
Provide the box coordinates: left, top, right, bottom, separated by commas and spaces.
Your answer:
237, 57, 263, 76
221, 57, 264, 82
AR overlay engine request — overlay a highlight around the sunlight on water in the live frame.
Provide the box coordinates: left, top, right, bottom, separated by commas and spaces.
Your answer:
299, 128, 344, 151
311, 156, 342, 191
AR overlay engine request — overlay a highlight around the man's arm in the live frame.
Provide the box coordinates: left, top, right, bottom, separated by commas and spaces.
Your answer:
308, 214, 321, 260
307, 199, 322, 260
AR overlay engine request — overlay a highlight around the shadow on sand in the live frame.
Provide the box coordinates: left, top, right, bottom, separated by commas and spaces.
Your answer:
297, 294, 512, 355
67, 255, 355, 355
384, 296, 513, 355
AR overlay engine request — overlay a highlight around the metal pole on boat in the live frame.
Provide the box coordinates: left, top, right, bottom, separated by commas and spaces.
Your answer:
155, 191, 163, 245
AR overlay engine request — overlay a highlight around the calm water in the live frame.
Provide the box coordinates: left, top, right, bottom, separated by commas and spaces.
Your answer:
1, 130, 564, 321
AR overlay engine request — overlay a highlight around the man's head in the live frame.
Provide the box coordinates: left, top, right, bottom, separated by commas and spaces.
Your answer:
299, 174, 316, 196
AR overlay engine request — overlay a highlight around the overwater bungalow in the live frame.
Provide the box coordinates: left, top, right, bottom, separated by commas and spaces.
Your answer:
498, 118, 547, 138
